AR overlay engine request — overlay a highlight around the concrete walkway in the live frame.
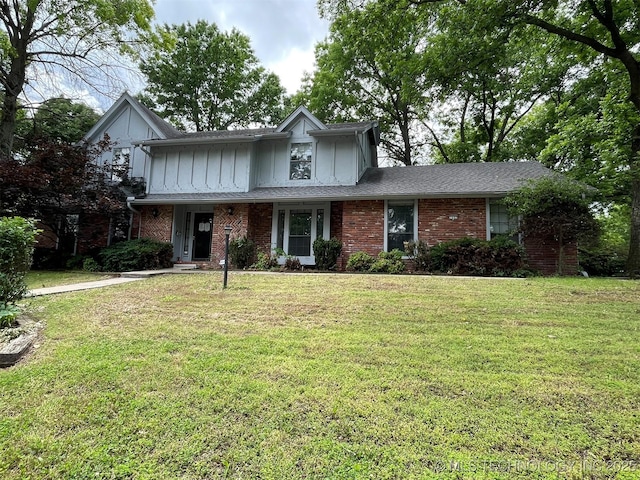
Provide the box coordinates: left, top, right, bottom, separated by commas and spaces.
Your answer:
26, 265, 199, 297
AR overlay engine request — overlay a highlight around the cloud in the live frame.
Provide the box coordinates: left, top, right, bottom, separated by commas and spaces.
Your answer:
153, 0, 329, 93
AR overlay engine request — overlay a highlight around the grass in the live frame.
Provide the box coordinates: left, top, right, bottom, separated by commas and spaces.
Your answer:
1, 273, 639, 479
25, 270, 114, 289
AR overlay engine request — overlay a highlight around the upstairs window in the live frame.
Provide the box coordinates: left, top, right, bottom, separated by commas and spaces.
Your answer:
290, 142, 312, 180
111, 147, 130, 182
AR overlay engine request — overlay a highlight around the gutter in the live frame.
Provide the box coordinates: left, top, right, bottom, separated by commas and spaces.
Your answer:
126, 196, 142, 239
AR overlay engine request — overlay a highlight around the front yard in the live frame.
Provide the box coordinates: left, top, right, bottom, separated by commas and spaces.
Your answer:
1, 273, 639, 479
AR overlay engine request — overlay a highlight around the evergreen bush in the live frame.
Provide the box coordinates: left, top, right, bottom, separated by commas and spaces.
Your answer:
229, 236, 257, 269
313, 237, 343, 270
99, 238, 173, 272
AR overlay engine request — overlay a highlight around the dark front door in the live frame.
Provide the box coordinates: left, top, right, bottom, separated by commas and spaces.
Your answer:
192, 213, 213, 260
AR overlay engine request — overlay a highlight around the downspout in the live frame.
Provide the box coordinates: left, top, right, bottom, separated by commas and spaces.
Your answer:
126, 196, 142, 240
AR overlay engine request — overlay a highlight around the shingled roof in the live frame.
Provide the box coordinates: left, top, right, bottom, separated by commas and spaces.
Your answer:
131, 161, 553, 205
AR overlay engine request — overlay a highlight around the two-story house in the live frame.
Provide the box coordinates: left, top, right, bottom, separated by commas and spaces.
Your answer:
82, 93, 574, 274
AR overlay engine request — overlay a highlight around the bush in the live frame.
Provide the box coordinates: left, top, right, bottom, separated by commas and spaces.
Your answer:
252, 251, 279, 270
0, 217, 38, 327
370, 249, 405, 273
579, 248, 627, 277
429, 236, 526, 276
313, 237, 343, 270
99, 238, 173, 272
32, 247, 72, 270
346, 251, 375, 272
284, 256, 302, 271
229, 236, 257, 269
405, 240, 430, 271
83, 257, 102, 272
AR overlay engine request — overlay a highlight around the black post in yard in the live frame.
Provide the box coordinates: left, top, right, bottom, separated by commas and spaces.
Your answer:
223, 225, 232, 288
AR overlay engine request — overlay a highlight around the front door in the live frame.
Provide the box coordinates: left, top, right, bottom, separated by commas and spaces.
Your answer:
192, 212, 213, 260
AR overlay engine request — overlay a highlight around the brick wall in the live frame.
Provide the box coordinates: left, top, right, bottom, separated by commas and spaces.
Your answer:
418, 198, 486, 245
524, 235, 579, 276
211, 204, 249, 266
248, 203, 273, 255
341, 200, 385, 259
140, 205, 173, 242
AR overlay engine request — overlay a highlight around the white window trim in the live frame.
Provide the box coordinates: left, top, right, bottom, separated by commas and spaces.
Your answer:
271, 202, 330, 265
384, 199, 418, 254
288, 139, 316, 184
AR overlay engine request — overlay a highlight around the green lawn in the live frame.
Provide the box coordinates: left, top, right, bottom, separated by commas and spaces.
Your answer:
26, 270, 114, 289
2, 273, 639, 479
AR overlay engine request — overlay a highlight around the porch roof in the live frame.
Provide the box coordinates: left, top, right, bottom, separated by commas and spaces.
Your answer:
129, 161, 554, 205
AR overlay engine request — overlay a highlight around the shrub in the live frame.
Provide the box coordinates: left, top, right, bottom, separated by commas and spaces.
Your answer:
346, 251, 375, 272
284, 256, 302, 271
229, 236, 257, 269
313, 237, 343, 270
429, 236, 526, 276
32, 247, 72, 270
405, 240, 430, 271
579, 248, 627, 277
99, 238, 173, 272
83, 257, 102, 272
252, 251, 279, 270
0, 217, 38, 327
370, 249, 405, 274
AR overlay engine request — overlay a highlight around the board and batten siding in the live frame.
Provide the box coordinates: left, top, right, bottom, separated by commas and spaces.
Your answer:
93, 104, 159, 179
148, 144, 251, 193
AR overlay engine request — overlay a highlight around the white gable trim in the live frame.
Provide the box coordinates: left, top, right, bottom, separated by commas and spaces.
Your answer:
81, 92, 168, 144
276, 105, 326, 133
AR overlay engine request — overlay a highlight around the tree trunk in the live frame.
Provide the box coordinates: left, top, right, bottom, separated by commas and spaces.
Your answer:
0, 36, 29, 158
627, 123, 640, 277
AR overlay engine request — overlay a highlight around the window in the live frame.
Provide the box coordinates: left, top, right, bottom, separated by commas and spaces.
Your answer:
386, 201, 415, 252
273, 204, 329, 263
111, 147, 130, 182
290, 142, 312, 180
488, 199, 519, 242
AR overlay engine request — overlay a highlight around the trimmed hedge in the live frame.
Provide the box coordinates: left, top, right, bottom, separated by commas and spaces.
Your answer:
99, 238, 173, 272
313, 237, 343, 270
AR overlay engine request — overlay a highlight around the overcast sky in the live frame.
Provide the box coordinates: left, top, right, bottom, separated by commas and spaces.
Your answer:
153, 0, 330, 94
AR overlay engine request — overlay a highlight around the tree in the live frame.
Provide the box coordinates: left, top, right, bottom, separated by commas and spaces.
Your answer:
139, 21, 288, 131
302, 0, 434, 165
16, 97, 100, 146
407, 0, 640, 276
0, 0, 154, 157
0, 135, 128, 254
504, 176, 599, 275
424, 2, 572, 163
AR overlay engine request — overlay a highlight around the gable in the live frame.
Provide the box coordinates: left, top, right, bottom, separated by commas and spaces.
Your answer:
82, 92, 178, 144
275, 106, 326, 134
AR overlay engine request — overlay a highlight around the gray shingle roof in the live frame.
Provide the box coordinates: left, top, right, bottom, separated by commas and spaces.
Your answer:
131, 161, 554, 204
136, 102, 183, 138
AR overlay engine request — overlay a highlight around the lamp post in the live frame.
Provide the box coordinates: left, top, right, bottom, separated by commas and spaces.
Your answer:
223, 225, 232, 288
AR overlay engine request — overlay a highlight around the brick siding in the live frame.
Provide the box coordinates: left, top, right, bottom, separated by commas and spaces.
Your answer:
248, 203, 273, 255
139, 205, 173, 242
418, 198, 487, 244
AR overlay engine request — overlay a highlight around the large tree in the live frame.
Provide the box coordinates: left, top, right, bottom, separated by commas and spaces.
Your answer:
16, 97, 100, 147
0, 0, 154, 157
139, 20, 288, 131
303, 0, 433, 165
